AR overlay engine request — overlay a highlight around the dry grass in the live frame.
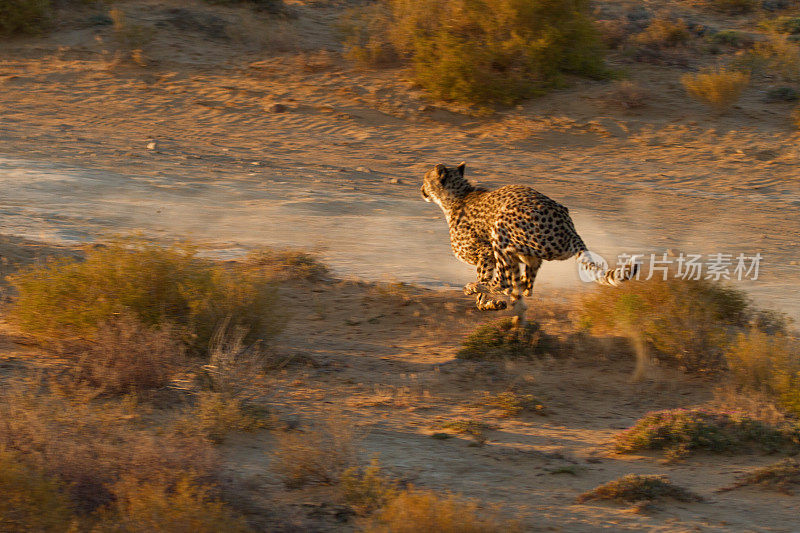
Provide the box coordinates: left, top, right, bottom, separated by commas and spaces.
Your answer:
93, 474, 252, 532
0, 378, 216, 512
457, 319, 557, 360
0, 0, 50, 36
577, 474, 701, 504
473, 391, 545, 418
340, 459, 400, 516
0, 450, 76, 531
272, 414, 362, 488
631, 17, 690, 49
719, 458, 800, 494
70, 314, 185, 396
725, 329, 800, 416
682, 67, 750, 113
361, 488, 520, 533
178, 391, 268, 444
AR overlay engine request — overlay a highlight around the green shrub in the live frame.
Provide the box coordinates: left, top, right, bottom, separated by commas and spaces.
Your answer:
726, 330, 800, 416
614, 408, 800, 459
7, 241, 284, 355
0, 0, 50, 36
343, 0, 608, 105
0, 450, 76, 531
577, 474, 700, 504
457, 319, 557, 360
579, 277, 750, 373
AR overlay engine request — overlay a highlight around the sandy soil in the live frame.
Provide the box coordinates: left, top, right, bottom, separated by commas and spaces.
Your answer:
1, 0, 800, 530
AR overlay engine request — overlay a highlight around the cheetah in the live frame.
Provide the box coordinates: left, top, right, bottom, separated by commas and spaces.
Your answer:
421, 162, 638, 325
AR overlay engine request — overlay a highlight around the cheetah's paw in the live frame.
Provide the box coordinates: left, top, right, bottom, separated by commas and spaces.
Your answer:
477, 299, 507, 311
464, 282, 490, 296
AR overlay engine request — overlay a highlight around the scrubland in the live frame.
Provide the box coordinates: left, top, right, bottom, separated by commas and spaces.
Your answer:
2, 0, 800, 531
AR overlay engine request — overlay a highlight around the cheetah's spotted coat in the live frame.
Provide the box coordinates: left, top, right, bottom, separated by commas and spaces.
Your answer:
421, 163, 638, 324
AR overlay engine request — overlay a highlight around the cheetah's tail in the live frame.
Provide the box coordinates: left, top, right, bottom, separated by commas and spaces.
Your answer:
575, 251, 639, 287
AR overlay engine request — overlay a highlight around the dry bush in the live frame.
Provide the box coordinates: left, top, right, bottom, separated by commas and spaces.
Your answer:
604, 80, 649, 109
693, 0, 757, 14
682, 67, 750, 112
474, 391, 545, 417
362, 488, 520, 533
709, 30, 753, 49
341, 0, 608, 105
631, 17, 690, 48
577, 474, 700, 504
719, 458, 800, 494
614, 408, 800, 460
741, 34, 800, 81
578, 277, 750, 374
71, 314, 184, 395
240, 248, 329, 282
0, 379, 216, 512
7, 240, 284, 356
340, 459, 400, 516
0, 450, 76, 531
178, 391, 267, 444
725, 329, 800, 416
595, 18, 630, 49
272, 415, 361, 488
457, 319, 557, 360
93, 475, 251, 532
339, 2, 399, 67
0, 0, 50, 36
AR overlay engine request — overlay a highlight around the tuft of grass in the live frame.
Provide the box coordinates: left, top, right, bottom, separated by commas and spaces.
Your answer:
240, 248, 329, 282
178, 391, 268, 444
577, 474, 701, 504
272, 415, 361, 488
578, 277, 751, 374
7, 240, 285, 356
439, 419, 494, 445
0, 0, 50, 36
736, 34, 800, 82
631, 17, 690, 49
0, 450, 76, 532
340, 459, 400, 516
362, 488, 520, 533
719, 458, 800, 494
342, 0, 608, 106
682, 67, 750, 113
613, 408, 800, 459
458, 319, 557, 360
94, 474, 251, 532
725, 329, 800, 417
70, 314, 184, 396
474, 391, 545, 417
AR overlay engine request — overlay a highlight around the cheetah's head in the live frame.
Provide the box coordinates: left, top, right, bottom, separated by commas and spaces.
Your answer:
420, 162, 472, 206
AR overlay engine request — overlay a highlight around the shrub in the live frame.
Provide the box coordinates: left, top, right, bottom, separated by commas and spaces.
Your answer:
578, 277, 750, 373
0, 450, 76, 531
682, 67, 750, 112
0, 0, 50, 36
240, 248, 329, 282
760, 16, 800, 35
71, 314, 184, 395
631, 17, 690, 48
725, 330, 800, 416
343, 0, 607, 105
0, 379, 216, 512
694, 0, 757, 14
362, 488, 520, 533
7, 241, 284, 355
439, 419, 495, 444
765, 86, 799, 101
720, 458, 800, 494
457, 319, 557, 360
474, 391, 545, 417
709, 30, 753, 48
339, 2, 398, 67
746, 34, 800, 81
179, 391, 267, 444
272, 415, 361, 488
94, 475, 251, 532
340, 459, 400, 516
577, 474, 700, 504
614, 408, 800, 459
604, 80, 649, 109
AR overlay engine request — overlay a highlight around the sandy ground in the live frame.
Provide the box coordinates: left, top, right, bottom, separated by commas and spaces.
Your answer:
1, 0, 800, 530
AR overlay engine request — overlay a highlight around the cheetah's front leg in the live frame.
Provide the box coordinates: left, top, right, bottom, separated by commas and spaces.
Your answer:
463, 254, 506, 311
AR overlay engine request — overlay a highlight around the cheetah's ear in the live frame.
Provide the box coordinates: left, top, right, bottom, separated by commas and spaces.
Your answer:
456, 162, 466, 177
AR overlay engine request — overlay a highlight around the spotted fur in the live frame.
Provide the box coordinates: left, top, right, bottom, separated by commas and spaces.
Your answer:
421, 163, 638, 324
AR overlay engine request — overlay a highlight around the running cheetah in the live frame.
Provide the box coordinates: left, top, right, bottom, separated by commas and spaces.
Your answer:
421, 162, 638, 324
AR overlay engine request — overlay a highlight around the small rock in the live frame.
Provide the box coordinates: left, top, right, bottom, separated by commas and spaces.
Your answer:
269, 103, 288, 113
418, 104, 435, 112
146, 141, 158, 151
389, 177, 402, 184
431, 433, 451, 440
356, 166, 372, 173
